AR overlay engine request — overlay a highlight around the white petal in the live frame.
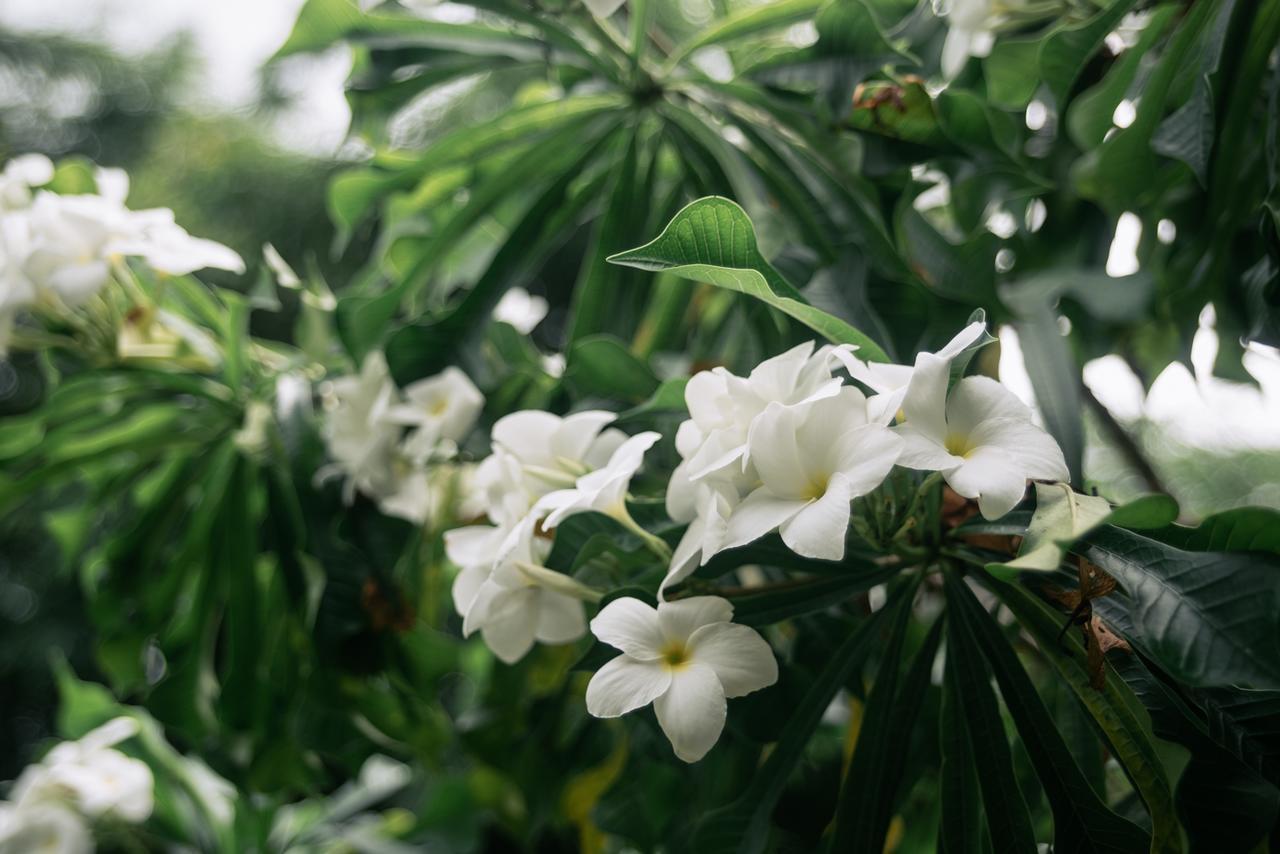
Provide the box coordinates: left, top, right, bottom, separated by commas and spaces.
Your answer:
443, 525, 504, 568
832, 423, 903, 496
688, 622, 778, 698
551, 410, 617, 462
723, 489, 808, 551
590, 597, 665, 659
654, 664, 727, 762
933, 320, 988, 361
492, 410, 561, 464
969, 416, 1070, 482
900, 352, 950, 443
658, 596, 734, 642
779, 474, 853, 560
451, 562, 490, 616
945, 449, 1032, 520
585, 656, 671, 717
480, 601, 539, 664
533, 591, 587, 644
746, 403, 813, 497
945, 376, 1031, 436
894, 425, 963, 471
662, 517, 706, 600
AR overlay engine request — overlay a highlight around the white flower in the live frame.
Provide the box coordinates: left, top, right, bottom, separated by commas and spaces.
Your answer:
536, 431, 661, 529
675, 341, 845, 483
12, 718, 154, 824
386, 366, 483, 460
182, 758, 236, 827
940, 0, 999, 78
586, 596, 777, 762
661, 480, 736, 599
449, 516, 587, 663
492, 287, 548, 334
895, 365, 1069, 518
834, 320, 987, 423
263, 243, 301, 288
112, 215, 245, 277
0, 802, 90, 854
322, 352, 402, 500
722, 388, 903, 560
0, 154, 53, 211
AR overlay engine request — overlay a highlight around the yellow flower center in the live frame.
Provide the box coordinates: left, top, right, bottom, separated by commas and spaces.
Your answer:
429, 398, 449, 416
944, 433, 975, 458
803, 472, 830, 500
661, 642, 691, 669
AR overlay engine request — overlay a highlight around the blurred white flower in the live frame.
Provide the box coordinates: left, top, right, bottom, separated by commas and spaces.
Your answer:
940, 0, 998, 78
451, 516, 587, 663
322, 352, 402, 501
586, 596, 776, 762
0, 802, 90, 854
536, 431, 661, 529
896, 368, 1069, 518
722, 388, 903, 560
541, 353, 566, 378
182, 758, 236, 827
263, 243, 301, 288
492, 287, 548, 334
388, 366, 484, 460
0, 154, 53, 211
10, 717, 153, 825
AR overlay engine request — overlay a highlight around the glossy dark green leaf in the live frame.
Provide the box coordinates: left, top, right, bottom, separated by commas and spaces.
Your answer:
564, 335, 660, 403
1038, 0, 1142, 105
948, 574, 1152, 853
729, 565, 902, 627
1075, 526, 1280, 689
1151, 507, 1280, 554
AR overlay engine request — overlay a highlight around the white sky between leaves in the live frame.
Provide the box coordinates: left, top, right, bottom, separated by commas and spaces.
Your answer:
4, 0, 1280, 456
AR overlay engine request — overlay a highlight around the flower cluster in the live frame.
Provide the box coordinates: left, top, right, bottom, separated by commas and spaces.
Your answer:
0, 155, 243, 353
320, 351, 484, 524
662, 323, 1067, 595
0, 718, 153, 853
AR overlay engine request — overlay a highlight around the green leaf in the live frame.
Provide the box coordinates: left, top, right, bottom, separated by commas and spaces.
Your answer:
1075, 526, 1280, 689
609, 197, 890, 361
995, 485, 1177, 573
1152, 507, 1280, 553
1038, 0, 1142, 105
565, 335, 659, 402
831, 614, 944, 852
986, 574, 1184, 853
983, 39, 1041, 110
614, 378, 689, 425
895, 203, 997, 305
691, 581, 914, 854
729, 564, 903, 627
947, 574, 1153, 853
666, 0, 823, 64
939, 626, 989, 854
941, 579, 1039, 853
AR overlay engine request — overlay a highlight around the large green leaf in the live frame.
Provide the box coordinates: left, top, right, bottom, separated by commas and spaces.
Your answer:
948, 574, 1153, 853
1152, 507, 1280, 554
830, 614, 943, 852
1038, 0, 1142, 105
1075, 526, 1280, 689
608, 197, 890, 361
941, 580, 1039, 853
986, 574, 1184, 853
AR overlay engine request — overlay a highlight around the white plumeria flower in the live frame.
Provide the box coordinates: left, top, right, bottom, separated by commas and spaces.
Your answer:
0, 154, 54, 211
895, 361, 1069, 518
722, 388, 903, 560
536, 431, 661, 529
586, 596, 777, 762
12, 718, 154, 824
492, 287, 549, 334
387, 366, 484, 461
834, 320, 987, 424
322, 352, 402, 501
940, 0, 998, 78
0, 802, 90, 854
661, 479, 737, 599
676, 341, 846, 483
111, 216, 245, 277
450, 516, 587, 663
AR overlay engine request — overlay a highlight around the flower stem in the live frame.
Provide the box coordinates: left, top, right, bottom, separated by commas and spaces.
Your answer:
614, 506, 672, 562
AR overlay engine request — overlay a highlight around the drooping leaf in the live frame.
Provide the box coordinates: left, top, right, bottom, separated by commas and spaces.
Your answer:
609, 197, 890, 361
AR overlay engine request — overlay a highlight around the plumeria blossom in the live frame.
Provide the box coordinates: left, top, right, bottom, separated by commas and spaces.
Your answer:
536, 431, 661, 529
586, 596, 776, 762
449, 516, 588, 663
834, 320, 987, 423
940, 0, 999, 78
387, 366, 484, 460
0, 802, 90, 854
0, 154, 53, 211
10, 718, 154, 823
321, 352, 402, 500
723, 388, 903, 560
492, 287, 549, 334
896, 365, 1069, 518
